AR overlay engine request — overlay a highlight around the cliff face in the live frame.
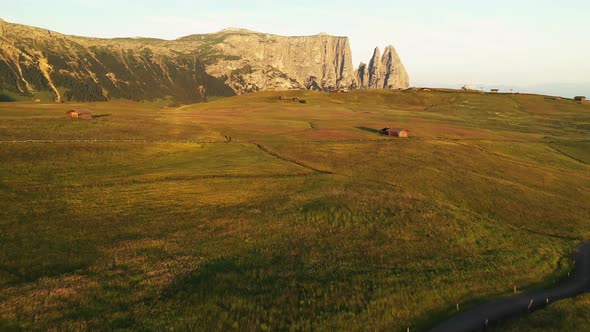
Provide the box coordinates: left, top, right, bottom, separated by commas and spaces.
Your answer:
180, 29, 355, 93
355, 46, 409, 90
0, 20, 408, 103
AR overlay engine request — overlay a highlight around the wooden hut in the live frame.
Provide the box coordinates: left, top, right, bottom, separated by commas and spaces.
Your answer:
66, 110, 79, 118
490, 89, 499, 93
380, 128, 410, 138
391, 128, 409, 138
574, 96, 586, 102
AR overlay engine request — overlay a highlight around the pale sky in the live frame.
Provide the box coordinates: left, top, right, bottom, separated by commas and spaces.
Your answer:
3, 0, 590, 95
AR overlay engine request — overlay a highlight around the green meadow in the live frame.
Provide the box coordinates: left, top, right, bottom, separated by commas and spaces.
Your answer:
0, 90, 589, 331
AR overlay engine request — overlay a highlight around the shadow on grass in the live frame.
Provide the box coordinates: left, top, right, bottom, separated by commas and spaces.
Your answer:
160, 254, 286, 301
157, 252, 378, 329
0, 318, 21, 330
92, 114, 112, 119
355, 126, 381, 134
0, 94, 16, 102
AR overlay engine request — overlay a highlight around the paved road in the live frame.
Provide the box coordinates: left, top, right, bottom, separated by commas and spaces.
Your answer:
429, 241, 590, 332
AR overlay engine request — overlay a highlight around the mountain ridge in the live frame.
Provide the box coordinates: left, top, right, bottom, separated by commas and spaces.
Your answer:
0, 19, 409, 103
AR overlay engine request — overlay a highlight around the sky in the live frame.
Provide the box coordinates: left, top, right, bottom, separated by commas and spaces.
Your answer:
2, 0, 590, 95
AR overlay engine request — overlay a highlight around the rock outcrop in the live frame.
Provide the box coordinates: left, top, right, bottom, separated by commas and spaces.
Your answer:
354, 62, 369, 89
182, 29, 355, 93
354, 46, 409, 90
0, 19, 409, 103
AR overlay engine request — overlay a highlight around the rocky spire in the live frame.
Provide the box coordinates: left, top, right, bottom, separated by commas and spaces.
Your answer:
355, 45, 409, 90
355, 62, 369, 89
381, 45, 409, 89
368, 47, 383, 89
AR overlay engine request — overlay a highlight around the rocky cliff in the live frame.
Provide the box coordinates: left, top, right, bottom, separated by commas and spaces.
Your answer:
0, 19, 408, 103
354, 46, 409, 89
177, 29, 355, 93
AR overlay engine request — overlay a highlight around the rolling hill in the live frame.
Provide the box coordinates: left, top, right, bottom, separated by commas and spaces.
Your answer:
0, 89, 588, 330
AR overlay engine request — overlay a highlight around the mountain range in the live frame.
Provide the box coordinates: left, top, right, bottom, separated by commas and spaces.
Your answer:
0, 19, 409, 103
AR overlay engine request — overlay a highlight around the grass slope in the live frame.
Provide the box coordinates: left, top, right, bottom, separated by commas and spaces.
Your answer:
0, 90, 589, 331
498, 294, 590, 331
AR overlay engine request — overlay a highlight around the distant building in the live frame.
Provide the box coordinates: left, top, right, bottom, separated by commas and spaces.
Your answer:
490, 89, 499, 93
407, 87, 434, 92
380, 128, 409, 138
66, 110, 79, 118
574, 96, 586, 102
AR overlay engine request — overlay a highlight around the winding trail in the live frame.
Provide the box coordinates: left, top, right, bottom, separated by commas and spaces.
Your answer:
429, 241, 590, 332
253, 143, 334, 174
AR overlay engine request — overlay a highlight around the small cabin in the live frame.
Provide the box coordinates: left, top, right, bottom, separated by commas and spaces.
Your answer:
490, 89, 499, 93
66, 110, 79, 118
380, 128, 410, 138
574, 96, 586, 102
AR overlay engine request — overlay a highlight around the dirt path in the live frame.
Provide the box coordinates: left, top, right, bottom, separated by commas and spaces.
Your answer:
547, 145, 589, 165
253, 143, 334, 174
428, 241, 590, 332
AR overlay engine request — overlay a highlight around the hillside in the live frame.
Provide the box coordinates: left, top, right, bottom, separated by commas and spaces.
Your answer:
0, 20, 409, 103
0, 90, 588, 330
0, 21, 235, 103
500, 294, 590, 330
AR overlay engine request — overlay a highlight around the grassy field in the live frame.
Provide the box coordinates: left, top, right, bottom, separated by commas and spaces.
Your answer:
0, 90, 589, 331
499, 294, 590, 331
